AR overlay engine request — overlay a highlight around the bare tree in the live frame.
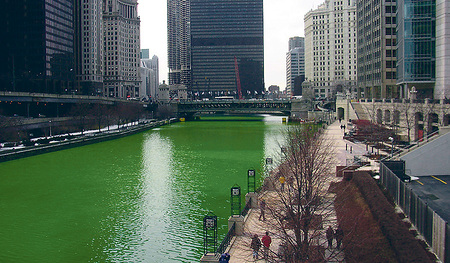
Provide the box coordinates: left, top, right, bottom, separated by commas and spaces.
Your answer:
91, 103, 108, 132
69, 103, 91, 135
263, 124, 336, 262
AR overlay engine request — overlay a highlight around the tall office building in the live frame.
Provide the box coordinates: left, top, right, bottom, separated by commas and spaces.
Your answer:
357, 0, 397, 99
168, 0, 264, 97
167, 0, 191, 88
286, 37, 305, 96
141, 54, 159, 100
304, 0, 357, 99
0, 0, 75, 94
190, 0, 264, 96
289, 37, 304, 52
103, 0, 141, 99
75, 0, 104, 95
396, 0, 435, 100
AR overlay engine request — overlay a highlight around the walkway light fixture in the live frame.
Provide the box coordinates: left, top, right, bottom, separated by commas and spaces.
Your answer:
248, 169, 256, 193
389, 137, 394, 157
203, 213, 217, 255
230, 185, 241, 216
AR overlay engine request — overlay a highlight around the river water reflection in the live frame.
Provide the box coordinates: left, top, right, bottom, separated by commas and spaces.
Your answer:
0, 116, 285, 262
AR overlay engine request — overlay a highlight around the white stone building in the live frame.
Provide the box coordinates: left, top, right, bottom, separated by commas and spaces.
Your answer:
304, 0, 357, 100
140, 55, 159, 101
103, 0, 141, 99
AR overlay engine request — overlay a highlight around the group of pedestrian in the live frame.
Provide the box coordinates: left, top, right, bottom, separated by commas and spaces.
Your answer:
326, 225, 344, 249
250, 232, 272, 260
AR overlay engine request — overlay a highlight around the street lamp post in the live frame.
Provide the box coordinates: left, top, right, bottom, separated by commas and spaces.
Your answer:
389, 137, 394, 158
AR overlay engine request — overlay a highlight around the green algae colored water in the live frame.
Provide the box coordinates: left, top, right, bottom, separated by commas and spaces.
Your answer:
0, 116, 284, 262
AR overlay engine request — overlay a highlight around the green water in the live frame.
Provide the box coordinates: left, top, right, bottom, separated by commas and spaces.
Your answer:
0, 116, 285, 262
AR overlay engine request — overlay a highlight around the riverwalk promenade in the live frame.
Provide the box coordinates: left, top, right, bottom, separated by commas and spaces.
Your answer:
224, 120, 370, 262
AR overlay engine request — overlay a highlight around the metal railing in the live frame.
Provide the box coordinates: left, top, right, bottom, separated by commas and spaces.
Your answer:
384, 129, 441, 161
216, 222, 235, 255
241, 197, 252, 217
215, 195, 255, 255
380, 162, 449, 262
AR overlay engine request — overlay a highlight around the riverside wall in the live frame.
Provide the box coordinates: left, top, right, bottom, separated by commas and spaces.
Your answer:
0, 119, 178, 163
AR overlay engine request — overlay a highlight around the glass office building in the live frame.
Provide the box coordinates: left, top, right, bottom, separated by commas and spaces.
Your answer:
0, 0, 74, 94
190, 0, 264, 97
396, 0, 436, 99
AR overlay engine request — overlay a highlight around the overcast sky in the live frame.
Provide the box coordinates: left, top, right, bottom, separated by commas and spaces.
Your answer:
139, 0, 325, 90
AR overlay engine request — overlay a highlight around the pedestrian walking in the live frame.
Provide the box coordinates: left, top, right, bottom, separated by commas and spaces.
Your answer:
279, 176, 285, 191
326, 226, 334, 248
259, 199, 266, 221
335, 225, 344, 249
251, 234, 262, 260
261, 231, 272, 260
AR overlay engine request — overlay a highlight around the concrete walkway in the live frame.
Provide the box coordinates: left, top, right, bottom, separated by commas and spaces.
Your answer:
225, 121, 360, 262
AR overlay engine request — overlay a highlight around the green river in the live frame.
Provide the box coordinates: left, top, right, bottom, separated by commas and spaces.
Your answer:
0, 116, 285, 262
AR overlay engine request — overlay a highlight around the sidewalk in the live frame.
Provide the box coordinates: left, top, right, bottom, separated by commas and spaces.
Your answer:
226, 121, 351, 262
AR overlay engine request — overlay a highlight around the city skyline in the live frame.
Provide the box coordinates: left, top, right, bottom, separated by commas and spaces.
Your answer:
139, 0, 325, 90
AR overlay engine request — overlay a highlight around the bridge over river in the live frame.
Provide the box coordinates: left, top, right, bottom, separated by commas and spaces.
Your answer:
170, 99, 310, 117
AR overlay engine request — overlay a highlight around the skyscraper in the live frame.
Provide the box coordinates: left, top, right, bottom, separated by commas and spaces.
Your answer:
168, 0, 264, 98
167, 0, 191, 88
75, 0, 104, 95
0, 0, 75, 94
357, 0, 398, 99
286, 37, 305, 96
304, 0, 357, 99
141, 54, 159, 100
396, 0, 435, 100
103, 0, 141, 99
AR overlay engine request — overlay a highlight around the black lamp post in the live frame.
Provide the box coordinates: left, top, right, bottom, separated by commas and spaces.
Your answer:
230, 185, 241, 216
203, 213, 217, 255
248, 169, 256, 193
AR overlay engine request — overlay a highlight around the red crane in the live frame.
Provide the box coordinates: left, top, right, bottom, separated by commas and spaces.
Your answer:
234, 56, 243, 100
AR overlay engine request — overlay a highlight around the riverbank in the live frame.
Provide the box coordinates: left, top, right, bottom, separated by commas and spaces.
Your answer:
0, 118, 179, 163
217, 121, 343, 262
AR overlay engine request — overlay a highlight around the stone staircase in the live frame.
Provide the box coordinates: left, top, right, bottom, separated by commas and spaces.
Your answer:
351, 102, 370, 120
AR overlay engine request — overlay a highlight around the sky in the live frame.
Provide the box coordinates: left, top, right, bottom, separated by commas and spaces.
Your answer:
139, 0, 325, 91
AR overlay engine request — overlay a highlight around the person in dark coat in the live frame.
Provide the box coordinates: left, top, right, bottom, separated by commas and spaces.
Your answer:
335, 225, 344, 249
219, 252, 230, 263
326, 226, 334, 248
250, 234, 262, 259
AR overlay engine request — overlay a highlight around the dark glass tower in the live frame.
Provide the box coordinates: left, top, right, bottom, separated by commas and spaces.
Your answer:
190, 0, 264, 97
0, 0, 75, 94
396, 0, 436, 99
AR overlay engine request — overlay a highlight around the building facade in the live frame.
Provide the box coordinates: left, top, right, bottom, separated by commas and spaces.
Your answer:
0, 0, 75, 94
75, 0, 104, 95
103, 0, 141, 99
304, 0, 357, 100
167, 0, 191, 88
190, 0, 264, 97
286, 37, 305, 96
140, 54, 159, 101
357, 0, 398, 99
168, 0, 264, 98
396, 0, 435, 100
